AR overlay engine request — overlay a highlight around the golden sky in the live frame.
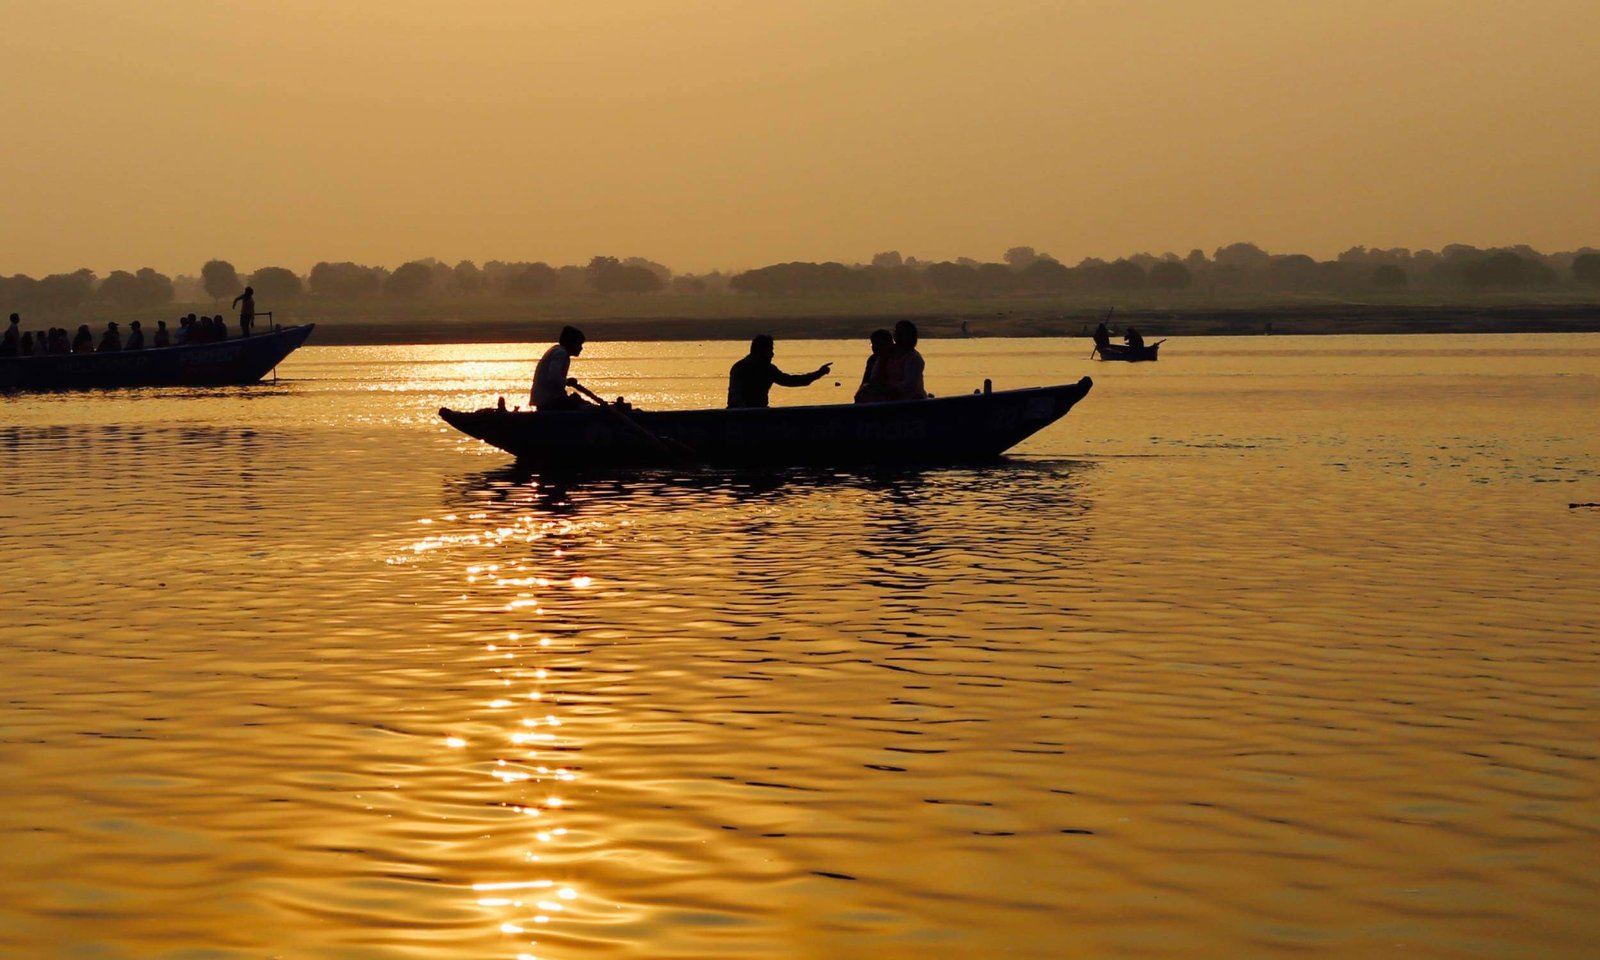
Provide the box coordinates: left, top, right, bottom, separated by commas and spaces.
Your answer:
2, 0, 1596, 276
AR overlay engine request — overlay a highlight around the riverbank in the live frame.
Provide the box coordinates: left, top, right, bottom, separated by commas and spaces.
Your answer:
42, 297, 1600, 345
296, 301, 1600, 345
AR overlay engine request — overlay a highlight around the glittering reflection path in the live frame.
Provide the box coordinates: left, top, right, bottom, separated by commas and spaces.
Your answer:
398, 464, 1100, 959
390, 480, 621, 960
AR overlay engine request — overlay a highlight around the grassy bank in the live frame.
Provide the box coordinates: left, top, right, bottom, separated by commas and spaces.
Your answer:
37, 292, 1600, 345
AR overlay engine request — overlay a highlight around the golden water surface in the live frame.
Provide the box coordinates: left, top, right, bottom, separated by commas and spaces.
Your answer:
2, 335, 1598, 959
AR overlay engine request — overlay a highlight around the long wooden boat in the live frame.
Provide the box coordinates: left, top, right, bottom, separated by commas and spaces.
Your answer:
0, 324, 315, 391
1093, 340, 1163, 362
440, 377, 1093, 468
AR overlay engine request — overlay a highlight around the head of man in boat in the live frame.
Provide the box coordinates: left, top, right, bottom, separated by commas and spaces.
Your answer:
559, 325, 586, 356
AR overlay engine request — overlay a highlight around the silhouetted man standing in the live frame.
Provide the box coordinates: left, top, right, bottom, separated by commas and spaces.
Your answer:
232, 286, 255, 337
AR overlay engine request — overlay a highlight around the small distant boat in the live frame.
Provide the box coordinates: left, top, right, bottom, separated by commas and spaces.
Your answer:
0, 324, 315, 392
440, 378, 1093, 468
1093, 340, 1164, 362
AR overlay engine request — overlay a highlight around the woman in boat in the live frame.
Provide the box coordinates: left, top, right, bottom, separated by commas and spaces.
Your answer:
854, 329, 895, 403
97, 322, 122, 352
883, 320, 927, 400
71, 326, 93, 353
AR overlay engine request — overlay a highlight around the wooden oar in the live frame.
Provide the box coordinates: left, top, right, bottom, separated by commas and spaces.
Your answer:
571, 381, 696, 461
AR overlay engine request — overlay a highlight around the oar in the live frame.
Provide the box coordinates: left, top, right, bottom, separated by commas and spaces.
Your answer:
570, 381, 696, 461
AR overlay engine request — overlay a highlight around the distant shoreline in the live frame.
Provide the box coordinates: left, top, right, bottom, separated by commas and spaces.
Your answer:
296, 302, 1600, 345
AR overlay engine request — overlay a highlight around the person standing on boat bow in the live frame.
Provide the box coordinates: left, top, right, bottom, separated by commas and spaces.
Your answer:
727, 335, 831, 408
531, 325, 587, 410
231, 286, 255, 337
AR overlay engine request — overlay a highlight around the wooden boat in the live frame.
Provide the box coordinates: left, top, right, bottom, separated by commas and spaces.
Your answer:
0, 324, 315, 391
1093, 340, 1163, 362
439, 378, 1093, 468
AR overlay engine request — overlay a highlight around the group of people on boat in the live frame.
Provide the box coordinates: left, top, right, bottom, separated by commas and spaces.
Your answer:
0, 306, 265, 360
528, 320, 929, 412
1092, 320, 1144, 352
0, 287, 261, 361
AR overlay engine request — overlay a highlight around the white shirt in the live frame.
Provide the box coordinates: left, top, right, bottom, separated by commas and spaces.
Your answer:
531, 343, 572, 408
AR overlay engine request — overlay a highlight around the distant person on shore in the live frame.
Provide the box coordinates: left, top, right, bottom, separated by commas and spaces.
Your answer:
232, 286, 255, 337
98, 322, 122, 352
72, 325, 93, 353
1093, 321, 1112, 353
531, 325, 587, 410
854, 328, 895, 403
727, 335, 831, 408
1123, 327, 1145, 350
883, 320, 927, 400
124, 321, 145, 351
0, 314, 19, 356
153, 320, 170, 348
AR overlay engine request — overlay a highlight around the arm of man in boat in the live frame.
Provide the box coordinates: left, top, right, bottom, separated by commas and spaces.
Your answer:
771, 362, 831, 387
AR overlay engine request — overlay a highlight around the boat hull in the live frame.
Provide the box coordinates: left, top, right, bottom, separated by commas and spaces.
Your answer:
440, 378, 1093, 468
1094, 341, 1161, 362
0, 324, 315, 391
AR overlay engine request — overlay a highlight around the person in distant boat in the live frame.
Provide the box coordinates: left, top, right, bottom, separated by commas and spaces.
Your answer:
0, 314, 19, 356
124, 321, 145, 351
152, 320, 170, 348
727, 335, 831, 408
232, 286, 255, 337
854, 328, 895, 403
72, 325, 93, 353
531, 325, 587, 410
1093, 321, 1112, 352
98, 322, 122, 352
1123, 327, 1145, 350
883, 320, 927, 400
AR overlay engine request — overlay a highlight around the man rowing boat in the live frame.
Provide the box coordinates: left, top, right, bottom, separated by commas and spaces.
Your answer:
531, 325, 587, 410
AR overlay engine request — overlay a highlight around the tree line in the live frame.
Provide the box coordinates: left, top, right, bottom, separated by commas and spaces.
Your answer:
5, 244, 1599, 316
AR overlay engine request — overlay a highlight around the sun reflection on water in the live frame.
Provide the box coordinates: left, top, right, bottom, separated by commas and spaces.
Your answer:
392, 486, 616, 960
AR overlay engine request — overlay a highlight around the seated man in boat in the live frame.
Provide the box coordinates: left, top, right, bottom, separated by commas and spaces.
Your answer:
854, 329, 895, 403
124, 321, 145, 351
97, 322, 123, 352
152, 320, 170, 348
1123, 327, 1145, 350
727, 335, 832, 408
531, 325, 587, 410
883, 320, 928, 400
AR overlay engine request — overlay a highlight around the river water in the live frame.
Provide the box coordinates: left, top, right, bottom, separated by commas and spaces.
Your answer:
2, 335, 1598, 959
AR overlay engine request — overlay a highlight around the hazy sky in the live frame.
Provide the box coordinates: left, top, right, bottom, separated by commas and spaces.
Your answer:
3, 0, 1597, 277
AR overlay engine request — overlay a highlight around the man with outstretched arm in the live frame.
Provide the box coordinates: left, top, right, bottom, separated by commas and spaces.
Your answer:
727, 335, 831, 408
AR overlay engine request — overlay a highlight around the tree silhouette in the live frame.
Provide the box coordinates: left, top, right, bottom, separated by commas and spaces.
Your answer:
385, 261, 435, 299
248, 267, 303, 301
201, 259, 242, 301
1148, 261, 1192, 290
1572, 252, 1600, 286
